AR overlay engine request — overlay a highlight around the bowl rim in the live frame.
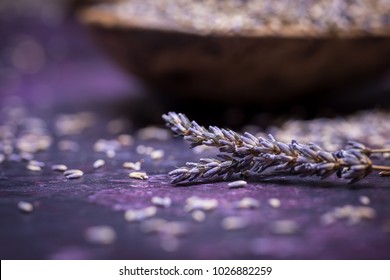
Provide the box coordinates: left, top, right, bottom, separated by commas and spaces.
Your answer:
77, 3, 390, 39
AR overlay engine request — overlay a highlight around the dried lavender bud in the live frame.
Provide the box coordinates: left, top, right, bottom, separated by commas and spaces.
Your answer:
321, 205, 376, 226
233, 197, 260, 209
64, 169, 84, 179
129, 171, 148, 180
359, 196, 370, 205
124, 206, 157, 222
27, 164, 42, 172
191, 210, 206, 222
228, 180, 247, 188
93, 159, 105, 169
123, 161, 141, 170
17, 201, 34, 213
184, 196, 218, 212
51, 164, 68, 172
270, 220, 299, 235
221, 216, 248, 230
151, 196, 172, 208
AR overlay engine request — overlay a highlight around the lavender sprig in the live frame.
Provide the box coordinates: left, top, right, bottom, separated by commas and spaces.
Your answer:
162, 112, 390, 184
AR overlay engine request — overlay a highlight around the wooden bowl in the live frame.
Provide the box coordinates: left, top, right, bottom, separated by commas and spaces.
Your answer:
76, 0, 390, 105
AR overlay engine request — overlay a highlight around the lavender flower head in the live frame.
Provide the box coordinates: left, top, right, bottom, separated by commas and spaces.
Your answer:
163, 112, 390, 185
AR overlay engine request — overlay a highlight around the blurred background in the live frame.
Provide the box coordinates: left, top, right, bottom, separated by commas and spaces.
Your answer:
0, 0, 151, 120
0, 0, 239, 127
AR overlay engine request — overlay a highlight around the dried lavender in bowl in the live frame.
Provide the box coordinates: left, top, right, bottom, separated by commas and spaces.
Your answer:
78, 0, 390, 106
162, 112, 390, 185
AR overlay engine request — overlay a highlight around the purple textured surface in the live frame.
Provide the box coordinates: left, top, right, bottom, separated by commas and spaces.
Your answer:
1, 1, 390, 260
1, 128, 390, 260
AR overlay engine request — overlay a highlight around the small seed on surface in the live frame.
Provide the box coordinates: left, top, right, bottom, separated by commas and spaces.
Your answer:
270, 220, 299, 235
124, 206, 157, 222
268, 198, 281, 208
356, 206, 376, 219
55, 112, 96, 135
51, 164, 68, 172
151, 196, 172, 208
27, 164, 41, 172
333, 205, 354, 219
57, 139, 79, 152
137, 126, 171, 141
150, 149, 164, 160
63, 169, 82, 175
159, 221, 191, 236
17, 201, 34, 213
321, 205, 376, 226
84, 225, 116, 245
107, 118, 128, 134
221, 216, 248, 230
123, 161, 141, 170
228, 180, 247, 188
359, 195, 370, 205
191, 210, 206, 222
28, 160, 45, 167
129, 171, 148, 180
136, 145, 154, 155
93, 159, 105, 169
117, 134, 134, 146
184, 196, 218, 212
66, 172, 84, 179
139, 218, 167, 233
64, 169, 84, 179
106, 150, 116, 158
320, 213, 336, 226
234, 197, 260, 209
